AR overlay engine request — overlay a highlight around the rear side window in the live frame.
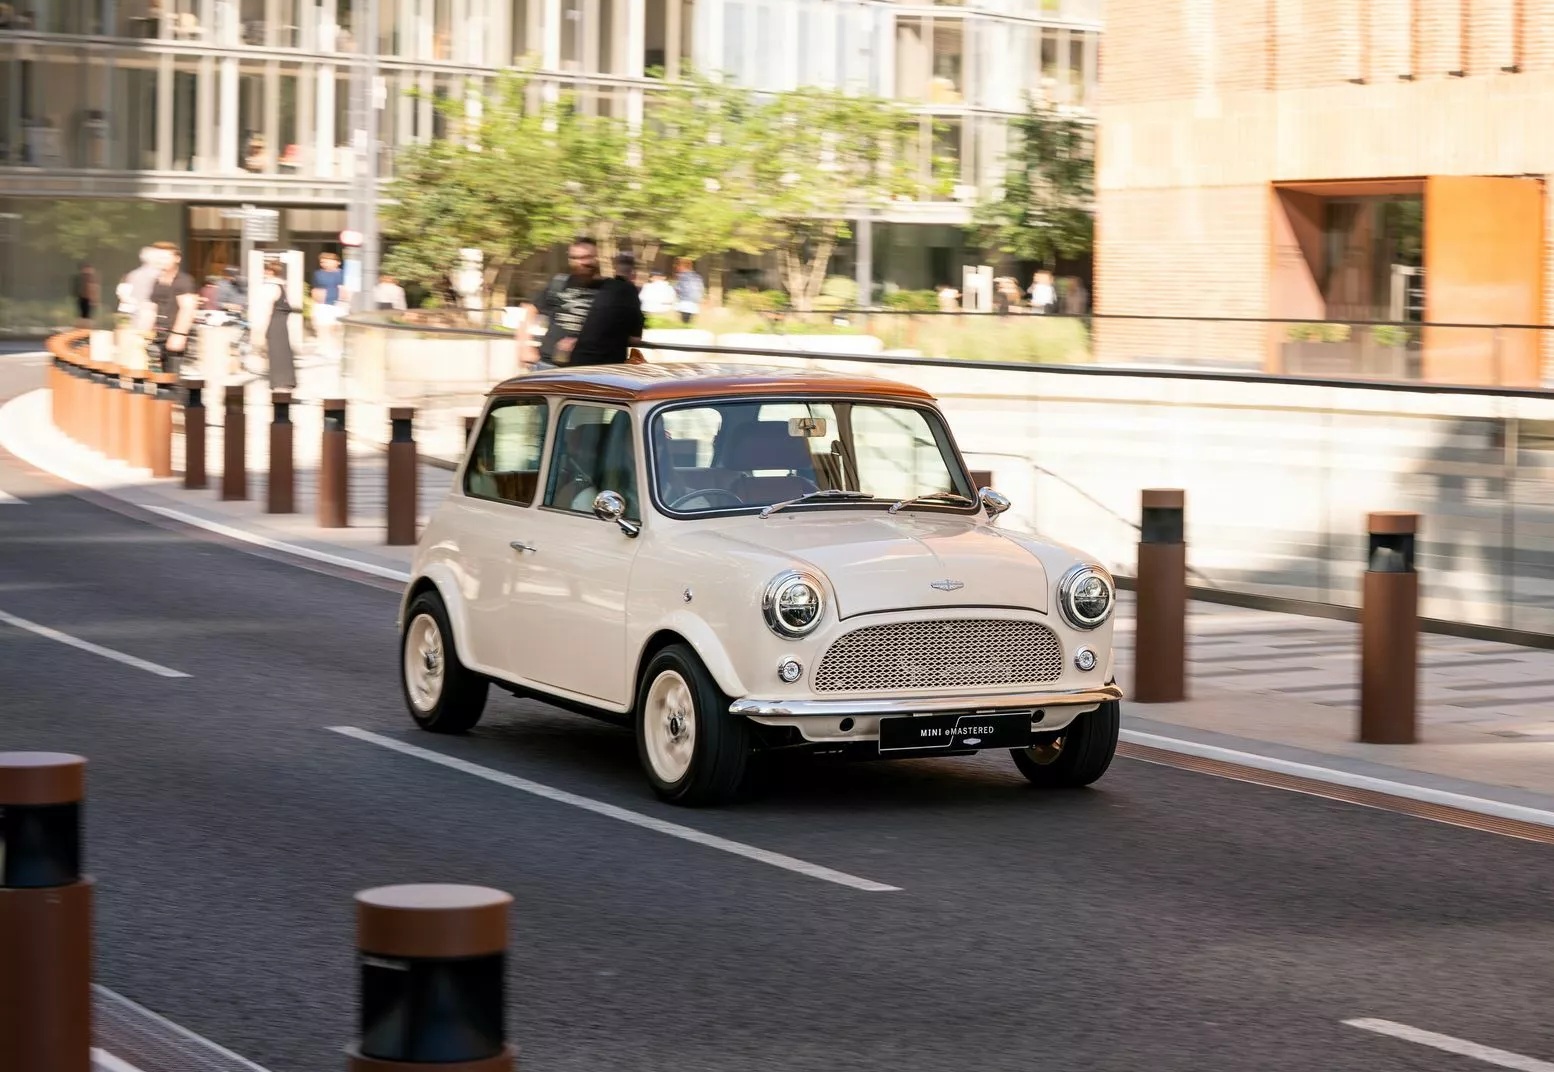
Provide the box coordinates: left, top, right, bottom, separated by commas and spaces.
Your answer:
464, 399, 549, 507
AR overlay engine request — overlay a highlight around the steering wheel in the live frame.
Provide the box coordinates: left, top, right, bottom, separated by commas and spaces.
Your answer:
669, 488, 745, 510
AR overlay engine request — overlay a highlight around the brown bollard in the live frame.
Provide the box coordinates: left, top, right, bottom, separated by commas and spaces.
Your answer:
0, 753, 93, 1072
182, 379, 207, 489
56, 354, 77, 441
222, 384, 247, 501
319, 398, 349, 528
127, 369, 151, 470
1360, 511, 1420, 744
386, 407, 418, 546
148, 373, 178, 478
267, 391, 295, 514
349, 884, 514, 1071
1133, 488, 1187, 703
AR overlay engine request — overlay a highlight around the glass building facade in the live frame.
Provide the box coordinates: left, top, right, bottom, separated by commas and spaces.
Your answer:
0, 0, 1101, 322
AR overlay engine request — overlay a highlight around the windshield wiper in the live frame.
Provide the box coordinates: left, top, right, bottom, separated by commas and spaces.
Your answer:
887, 492, 976, 514
759, 489, 876, 519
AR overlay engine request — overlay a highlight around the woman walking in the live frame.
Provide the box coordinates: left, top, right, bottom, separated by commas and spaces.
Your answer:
259, 260, 296, 390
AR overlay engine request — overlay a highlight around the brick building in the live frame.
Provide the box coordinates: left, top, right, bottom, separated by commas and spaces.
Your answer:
1094, 0, 1554, 386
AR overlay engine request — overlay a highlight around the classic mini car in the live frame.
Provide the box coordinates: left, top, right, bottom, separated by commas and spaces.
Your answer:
398, 362, 1122, 805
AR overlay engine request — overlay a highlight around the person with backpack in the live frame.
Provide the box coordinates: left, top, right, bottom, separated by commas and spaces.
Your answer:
529, 236, 603, 367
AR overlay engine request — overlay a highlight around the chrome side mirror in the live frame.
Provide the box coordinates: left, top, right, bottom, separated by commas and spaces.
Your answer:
978, 487, 1011, 518
593, 490, 641, 538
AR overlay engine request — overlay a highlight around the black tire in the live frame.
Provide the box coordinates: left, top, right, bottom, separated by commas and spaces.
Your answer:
400, 589, 488, 734
1010, 700, 1120, 788
635, 644, 752, 806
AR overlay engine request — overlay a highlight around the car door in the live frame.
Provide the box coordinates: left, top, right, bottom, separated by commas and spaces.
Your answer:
458, 395, 551, 680
507, 401, 644, 707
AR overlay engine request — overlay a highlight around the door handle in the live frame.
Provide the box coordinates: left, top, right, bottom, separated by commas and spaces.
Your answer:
509, 540, 536, 553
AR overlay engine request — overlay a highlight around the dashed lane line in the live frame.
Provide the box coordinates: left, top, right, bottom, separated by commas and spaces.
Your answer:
330, 725, 901, 893
0, 606, 190, 678
1344, 1018, 1554, 1071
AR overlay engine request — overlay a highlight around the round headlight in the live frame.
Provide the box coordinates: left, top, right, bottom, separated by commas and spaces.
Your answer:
1058, 564, 1114, 630
763, 571, 825, 638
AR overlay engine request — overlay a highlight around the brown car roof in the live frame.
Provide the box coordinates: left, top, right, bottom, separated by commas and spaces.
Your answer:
488, 361, 936, 404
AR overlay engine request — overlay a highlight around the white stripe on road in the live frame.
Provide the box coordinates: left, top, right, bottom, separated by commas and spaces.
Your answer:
330, 726, 901, 893
92, 1049, 148, 1072
94, 985, 275, 1072
143, 507, 412, 583
1120, 729, 1554, 831
1344, 1018, 1554, 1071
0, 607, 190, 678
0, 489, 23, 503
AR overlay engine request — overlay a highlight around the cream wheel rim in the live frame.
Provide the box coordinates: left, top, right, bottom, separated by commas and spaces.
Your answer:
404, 613, 445, 714
644, 669, 696, 784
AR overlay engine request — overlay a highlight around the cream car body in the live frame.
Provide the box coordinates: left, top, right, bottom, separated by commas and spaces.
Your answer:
398, 362, 1123, 805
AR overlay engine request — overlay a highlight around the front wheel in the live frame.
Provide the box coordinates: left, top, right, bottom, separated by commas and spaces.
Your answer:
401, 589, 488, 734
1011, 700, 1120, 788
636, 644, 752, 806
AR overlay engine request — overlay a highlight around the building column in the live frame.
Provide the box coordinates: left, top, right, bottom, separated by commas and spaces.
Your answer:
156, 51, 174, 171
855, 213, 873, 309
196, 52, 215, 171
218, 54, 238, 171
626, 0, 645, 77
665, 0, 681, 79
316, 62, 335, 176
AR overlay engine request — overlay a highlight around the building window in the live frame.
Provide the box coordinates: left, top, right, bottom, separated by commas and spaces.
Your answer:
896, 15, 928, 100
1321, 196, 1424, 322
172, 62, 200, 171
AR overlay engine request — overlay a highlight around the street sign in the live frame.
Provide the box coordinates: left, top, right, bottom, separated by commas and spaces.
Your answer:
340, 229, 363, 247
220, 205, 279, 242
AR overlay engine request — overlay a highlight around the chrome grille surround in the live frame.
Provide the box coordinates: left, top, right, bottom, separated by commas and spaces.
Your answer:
813, 618, 1065, 693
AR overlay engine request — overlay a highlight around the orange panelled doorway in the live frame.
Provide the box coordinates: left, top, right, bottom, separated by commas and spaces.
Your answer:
1423, 176, 1546, 387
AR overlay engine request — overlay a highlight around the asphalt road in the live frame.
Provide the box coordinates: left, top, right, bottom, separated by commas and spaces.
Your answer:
2, 351, 1553, 1072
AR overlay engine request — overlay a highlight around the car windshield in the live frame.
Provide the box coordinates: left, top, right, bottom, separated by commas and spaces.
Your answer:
650, 399, 976, 516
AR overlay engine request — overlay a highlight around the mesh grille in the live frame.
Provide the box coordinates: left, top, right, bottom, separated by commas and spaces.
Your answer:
813, 618, 1064, 693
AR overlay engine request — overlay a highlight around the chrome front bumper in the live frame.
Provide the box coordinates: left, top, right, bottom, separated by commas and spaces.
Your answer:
729, 684, 1122, 719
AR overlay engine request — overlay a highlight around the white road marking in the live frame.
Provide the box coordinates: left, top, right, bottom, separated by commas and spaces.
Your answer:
330, 726, 901, 893
0, 488, 23, 504
93, 1049, 148, 1072
1343, 1018, 1554, 1071
0, 607, 190, 678
143, 507, 412, 583
1121, 729, 1554, 831
95, 985, 275, 1072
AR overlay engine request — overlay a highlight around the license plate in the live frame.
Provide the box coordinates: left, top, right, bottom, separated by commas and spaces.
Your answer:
878, 711, 1035, 753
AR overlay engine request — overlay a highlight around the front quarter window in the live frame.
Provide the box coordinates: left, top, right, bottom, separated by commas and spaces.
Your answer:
651, 399, 973, 516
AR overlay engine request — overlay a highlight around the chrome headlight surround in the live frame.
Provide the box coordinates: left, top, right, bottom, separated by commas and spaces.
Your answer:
762, 570, 826, 639
1057, 563, 1115, 630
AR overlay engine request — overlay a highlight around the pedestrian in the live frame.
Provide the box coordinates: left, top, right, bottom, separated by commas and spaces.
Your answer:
639, 270, 676, 318
673, 257, 704, 325
147, 241, 199, 375
257, 259, 296, 390
120, 245, 164, 332
528, 236, 602, 368
73, 261, 99, 325
567, 251, 646, 366
310, 250, 348, 362
374, 272, 408, 311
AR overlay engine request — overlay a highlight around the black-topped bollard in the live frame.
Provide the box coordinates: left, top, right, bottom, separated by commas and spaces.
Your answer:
386, 407, 418, 546
268, 390, 295, 514
349, 884, 514, 1071
0, 752, 92, 1072
222, 384, 248, 501
319, 398, 350, 528
183, 379, 207, 489
1360, 511, 1421, 744
1133, 488, 1187, 703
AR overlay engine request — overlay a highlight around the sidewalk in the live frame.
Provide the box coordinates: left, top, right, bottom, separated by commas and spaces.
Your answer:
5, 369, 1554, 820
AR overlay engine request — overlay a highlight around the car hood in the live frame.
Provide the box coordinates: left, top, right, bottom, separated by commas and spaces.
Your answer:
698, 512, 1050, 619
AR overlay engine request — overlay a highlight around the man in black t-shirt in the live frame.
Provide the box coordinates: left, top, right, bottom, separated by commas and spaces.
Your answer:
147, 241, 200, 375
568, 251, 645, 366
529, 236, 602, 367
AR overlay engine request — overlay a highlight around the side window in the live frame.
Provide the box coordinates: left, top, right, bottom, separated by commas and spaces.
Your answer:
544, 404, 640, 520
464, 399, 549, 507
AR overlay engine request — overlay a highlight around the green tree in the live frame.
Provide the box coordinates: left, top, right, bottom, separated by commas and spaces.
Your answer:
744, 87, 930, 311
974, 94, 1094, 269
380, 71, 577, 307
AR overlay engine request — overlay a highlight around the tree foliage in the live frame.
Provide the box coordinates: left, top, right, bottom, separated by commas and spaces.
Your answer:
382, 71, 947, 310
973, 94, 1094, 269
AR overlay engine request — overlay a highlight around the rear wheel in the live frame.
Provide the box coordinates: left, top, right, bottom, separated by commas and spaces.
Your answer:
636, 644, 752, 806
1011, 700, 1120, 788
400, 589, 488, 734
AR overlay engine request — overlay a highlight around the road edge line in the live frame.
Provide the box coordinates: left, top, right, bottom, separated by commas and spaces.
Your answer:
140, 506, 412, 583
1120, 728, 1554, 833
1342, 1018, 1554, 1071
94, 984, 275, 1072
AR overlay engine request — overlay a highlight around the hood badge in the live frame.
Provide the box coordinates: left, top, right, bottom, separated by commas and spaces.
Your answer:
930, 579, 965, 592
